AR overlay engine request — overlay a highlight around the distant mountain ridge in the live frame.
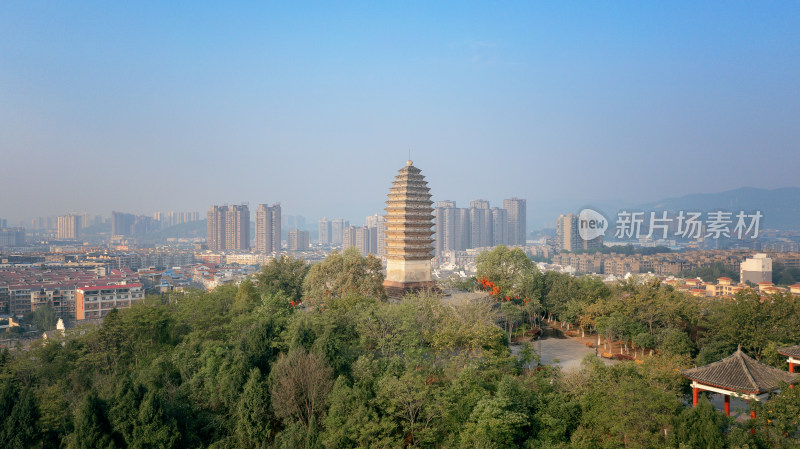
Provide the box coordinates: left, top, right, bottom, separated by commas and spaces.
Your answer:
635, 187, 800, 230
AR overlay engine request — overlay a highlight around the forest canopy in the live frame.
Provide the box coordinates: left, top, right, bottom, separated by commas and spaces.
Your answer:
1, 247, 798, 448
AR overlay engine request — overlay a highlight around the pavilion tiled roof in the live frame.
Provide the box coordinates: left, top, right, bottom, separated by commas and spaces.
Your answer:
777, 345, 800, 358
682, 348, 798, 394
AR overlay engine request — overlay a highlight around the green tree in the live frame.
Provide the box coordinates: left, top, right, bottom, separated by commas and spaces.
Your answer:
1, 386, 41, 449
322, 376, 397, 448
377, 370, 442, 447
238, 312, 284, 373
768, 262, 800, 287
541, 272, 607, 326
670, 396, 727, 449
67, 391, 116, 449
32, 302, 57, 330
130, 390, 180, 449
286, 313, 318, 352
595, 312, 639, 350
109, 378, 142, 445
574, 361, 680, 448
702, 290, 800, 360
236, 368, 272, 448
254, 255, 309, 302
679, 262, 739, 283
233, 278, 259, 313
518, 341, 539, 370
0, 378, 18, 429
89, 307, 127, 375
460, 394, 528, 448
753, 382, 800, 442
439, 274, 477, 292
476, 245, 540, 301
303, 247, 385, 303
660, 328, 696, 357
632, 332, 656, 358
499, 302, 524, 342
272, 419, 321, 449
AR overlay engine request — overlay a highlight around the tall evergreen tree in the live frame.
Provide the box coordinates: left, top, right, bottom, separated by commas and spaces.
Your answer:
235, 368, 272, 448
130, 390, 180, 449
68, 391, 116, 449
2, 386, 41, 449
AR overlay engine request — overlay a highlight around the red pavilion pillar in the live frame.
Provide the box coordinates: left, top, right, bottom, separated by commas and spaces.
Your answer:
789, 362, 795, 373
724, 395, 730, 416
692, 387, 699, 407
750, 409, 756, 435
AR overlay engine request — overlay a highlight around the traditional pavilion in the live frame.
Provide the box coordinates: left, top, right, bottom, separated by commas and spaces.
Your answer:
777, 344, 800, 373
682, 347, 798, 417
382, 160, 436, 299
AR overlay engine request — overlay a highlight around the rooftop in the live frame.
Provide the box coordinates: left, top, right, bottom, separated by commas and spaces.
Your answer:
777, 345, 800, 359
682, 347, 798, 394
77, 283, 143, 292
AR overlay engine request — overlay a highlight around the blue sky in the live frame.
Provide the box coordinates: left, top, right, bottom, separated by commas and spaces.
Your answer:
2, 1, 799, 228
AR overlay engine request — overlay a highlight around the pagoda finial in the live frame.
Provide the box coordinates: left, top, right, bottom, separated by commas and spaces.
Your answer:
737, 343, 742, 353
407, 159, 413, 166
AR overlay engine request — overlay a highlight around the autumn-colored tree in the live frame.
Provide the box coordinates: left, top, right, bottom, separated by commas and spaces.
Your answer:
269, 349, 334, 429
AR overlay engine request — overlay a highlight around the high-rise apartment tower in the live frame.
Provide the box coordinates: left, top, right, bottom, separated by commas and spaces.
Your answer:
256, 203, 281, 253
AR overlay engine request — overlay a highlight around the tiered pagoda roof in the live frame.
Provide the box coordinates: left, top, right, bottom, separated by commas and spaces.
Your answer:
682, 347, 798, 394
384, 160, 434, 261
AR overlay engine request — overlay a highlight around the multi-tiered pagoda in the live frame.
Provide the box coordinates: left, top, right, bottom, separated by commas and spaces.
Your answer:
383, 160, 436, 298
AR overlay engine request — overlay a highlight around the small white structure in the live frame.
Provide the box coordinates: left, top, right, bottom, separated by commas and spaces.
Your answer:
740, 253, 772, 284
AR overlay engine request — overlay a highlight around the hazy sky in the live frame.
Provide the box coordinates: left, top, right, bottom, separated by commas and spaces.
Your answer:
2, 1, 799, 228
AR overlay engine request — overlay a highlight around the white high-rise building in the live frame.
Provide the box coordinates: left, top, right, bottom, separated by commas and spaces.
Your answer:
57, 214, 80, 240
318, 217, 331, 245
331, 218, 348, 245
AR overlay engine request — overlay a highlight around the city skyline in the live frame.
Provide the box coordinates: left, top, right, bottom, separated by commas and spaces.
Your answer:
11, 192, 534, 233
3, 2, 799, 227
